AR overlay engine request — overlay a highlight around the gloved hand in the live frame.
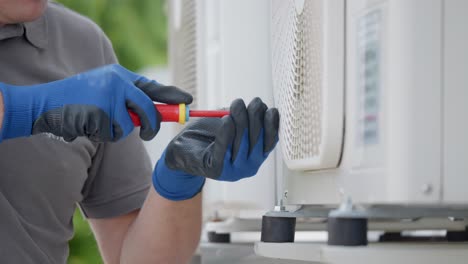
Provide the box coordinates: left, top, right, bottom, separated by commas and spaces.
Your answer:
0, 64, 192, 142
153, 98, 279, 201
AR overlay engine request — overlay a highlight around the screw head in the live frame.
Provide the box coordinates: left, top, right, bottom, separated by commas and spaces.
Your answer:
421, 184, 433, 195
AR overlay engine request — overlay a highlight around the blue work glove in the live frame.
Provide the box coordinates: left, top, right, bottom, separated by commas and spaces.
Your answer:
153, 98, 280, 201
0, 64, 192, 142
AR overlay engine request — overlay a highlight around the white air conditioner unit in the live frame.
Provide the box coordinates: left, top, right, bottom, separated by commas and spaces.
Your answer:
169, 0, 276, 242
257, 0, 468, 262
271, 0, 468, 207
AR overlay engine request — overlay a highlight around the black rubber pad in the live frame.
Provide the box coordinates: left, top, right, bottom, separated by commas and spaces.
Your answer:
261, 216, 296, 243
327, 217, 368, 246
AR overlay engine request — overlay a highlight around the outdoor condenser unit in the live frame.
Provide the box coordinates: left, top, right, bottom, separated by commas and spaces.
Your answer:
257, 0, 468, 262
169, 0, 276, 242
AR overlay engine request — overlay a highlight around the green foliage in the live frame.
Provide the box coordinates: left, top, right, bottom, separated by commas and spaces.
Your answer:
68, 210, 102, 264
54, 1, 168, 263
56, 0, 168, 72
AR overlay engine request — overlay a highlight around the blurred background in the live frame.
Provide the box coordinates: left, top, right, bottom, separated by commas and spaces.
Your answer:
55, 1, 169, 263
57, 0, 168, 72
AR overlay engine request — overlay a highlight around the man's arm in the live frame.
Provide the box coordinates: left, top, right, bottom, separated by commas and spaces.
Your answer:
0, 65, 192, 143
89, 189, 202, 264
88, 98, 277, 263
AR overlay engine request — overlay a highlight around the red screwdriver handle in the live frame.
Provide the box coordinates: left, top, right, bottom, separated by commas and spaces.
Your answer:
129, 104, 230, 126
129, 104, 181, 126
129, 111, 142, 126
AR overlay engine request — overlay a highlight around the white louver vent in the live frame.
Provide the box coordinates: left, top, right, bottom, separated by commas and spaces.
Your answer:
271, 0, 345, 171
169, 0, 198, 108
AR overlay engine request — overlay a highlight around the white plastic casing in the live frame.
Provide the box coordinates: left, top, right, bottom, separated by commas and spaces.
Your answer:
279, 0, 468, 206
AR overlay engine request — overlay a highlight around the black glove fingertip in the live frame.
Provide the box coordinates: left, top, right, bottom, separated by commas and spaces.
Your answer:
218, 115, 236, 150
211, 116, 235, 168
247, 97, 267, 154
134, 80, 193, 105
229, 99, 248, 161
126, 100, 160, 141
264, 108, 280, 153
140, 109, 161, 141
165, 85, 193, 105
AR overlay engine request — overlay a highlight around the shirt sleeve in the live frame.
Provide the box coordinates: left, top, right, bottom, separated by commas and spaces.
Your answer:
101, 33, 118, 65
93, 24, 118, 65
79, 130, 152, 218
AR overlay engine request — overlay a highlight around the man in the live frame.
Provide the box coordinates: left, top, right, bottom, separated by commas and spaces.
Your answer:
0, 1, 279, 264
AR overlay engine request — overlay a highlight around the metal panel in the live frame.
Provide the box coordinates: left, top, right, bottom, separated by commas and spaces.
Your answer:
199, 243, 309, 264
255, 242, 468, 264
443, 0, 468, 203
384, 0, 443, 203
340, 0, 443, 204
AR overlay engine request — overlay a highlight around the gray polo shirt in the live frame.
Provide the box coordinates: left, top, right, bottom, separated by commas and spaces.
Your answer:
0, 3, 152, 263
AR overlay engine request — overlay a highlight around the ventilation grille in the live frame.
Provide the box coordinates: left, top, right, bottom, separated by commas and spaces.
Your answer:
170, 0, 198, 108
272, 0, 324, 164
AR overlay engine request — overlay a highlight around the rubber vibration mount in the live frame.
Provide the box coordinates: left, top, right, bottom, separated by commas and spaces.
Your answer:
261, 215, 296, 243
446, 226, 468, 242
207, 231, 231, 243
327, 217, 368, 246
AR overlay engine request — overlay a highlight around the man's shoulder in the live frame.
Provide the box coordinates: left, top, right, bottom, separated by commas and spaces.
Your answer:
44, 2, 117, 69
46, 2, 106, 42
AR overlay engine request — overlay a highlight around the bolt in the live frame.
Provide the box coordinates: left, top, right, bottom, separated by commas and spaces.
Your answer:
421, 184, 433, 195
279, 199, 286, 211
211, 210, 222, 222
449, 217, 465, 222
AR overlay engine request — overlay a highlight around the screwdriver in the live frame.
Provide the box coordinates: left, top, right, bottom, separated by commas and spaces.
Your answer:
128, 104, 230, 126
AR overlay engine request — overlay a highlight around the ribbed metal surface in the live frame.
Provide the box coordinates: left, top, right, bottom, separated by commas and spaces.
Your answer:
271, 0, 324, 164
170, 0, 198, 108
